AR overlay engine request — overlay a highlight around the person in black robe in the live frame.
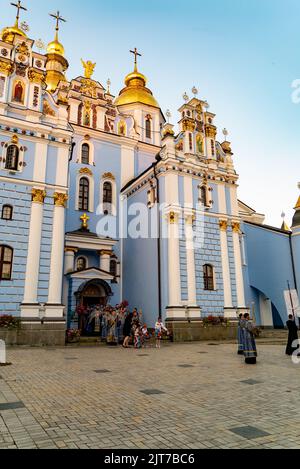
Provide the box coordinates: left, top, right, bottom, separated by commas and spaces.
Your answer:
123, 312, 133, 348
286, 315, 299, 356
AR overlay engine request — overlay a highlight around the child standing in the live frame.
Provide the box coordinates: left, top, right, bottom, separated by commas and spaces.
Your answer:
142, 324, 151, 348
134, 324, 142, 349
155, 318, 168, 349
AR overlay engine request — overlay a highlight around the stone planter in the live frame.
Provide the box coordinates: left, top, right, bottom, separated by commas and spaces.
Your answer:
166, 320, 238, 342
0, 329, 19, 346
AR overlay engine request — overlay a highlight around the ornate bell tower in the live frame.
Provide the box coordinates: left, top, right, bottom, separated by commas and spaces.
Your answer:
45, 11, 69, 93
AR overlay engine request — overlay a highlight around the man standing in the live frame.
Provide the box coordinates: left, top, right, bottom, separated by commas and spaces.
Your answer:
286, 315, 299, 356
237, 313, 245, 355
242, 313, 258, 365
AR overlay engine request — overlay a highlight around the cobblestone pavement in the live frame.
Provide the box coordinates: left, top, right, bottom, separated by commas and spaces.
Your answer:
0, 342, 299, 449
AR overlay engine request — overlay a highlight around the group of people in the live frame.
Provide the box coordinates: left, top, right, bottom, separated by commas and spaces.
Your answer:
238, 312, 300, 364
77, 302, 169, 349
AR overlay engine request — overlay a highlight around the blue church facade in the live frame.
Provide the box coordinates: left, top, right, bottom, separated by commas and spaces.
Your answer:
0, 5, 299, 344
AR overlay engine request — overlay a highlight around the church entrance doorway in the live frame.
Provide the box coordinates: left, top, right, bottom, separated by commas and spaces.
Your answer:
75, 279, 113, 336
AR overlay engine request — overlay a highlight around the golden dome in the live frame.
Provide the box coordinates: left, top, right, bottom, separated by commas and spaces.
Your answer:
1, 24, 27, 43
115, 67, 159, 108
47, 36, 65, 57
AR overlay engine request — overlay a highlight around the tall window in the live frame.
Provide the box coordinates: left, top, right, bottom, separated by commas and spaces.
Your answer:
110, 259, 117, 277
203, 264, 215, 291
189, 133, 193, 151
145, 117, 151, 139
76, 257, 87, 272
103, 181, 113, 215
81, 144, 90, 165
5, 145, 19, 171
1, 205, 13, 221
78, 177, 89, 211
0, 245, 13, 280
200, 186, 208, 207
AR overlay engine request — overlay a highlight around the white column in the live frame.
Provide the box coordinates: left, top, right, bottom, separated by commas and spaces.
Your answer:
168, 212, 181, 306
185, 215, 197, 306
62, 248, 76, 310
219, 221, 233, 311
100, 250, 111, 272
22, 190, 46, 314
232, 222, 246, 308
46, 193, 68, 316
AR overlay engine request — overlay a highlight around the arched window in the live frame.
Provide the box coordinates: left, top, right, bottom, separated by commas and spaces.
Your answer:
78, 178, 89, 211
203, 264, 215, 291
1, 205, 13, 221
5, 145, 19, 171
110, 259, 117, 277
200, 186, 208, 207
13, 81, 24, 103
81, 143, 90, 165
103, 181, 113, 215
76, 257, 87, 272
145, 117, 151, 139
0, 245, 13, 280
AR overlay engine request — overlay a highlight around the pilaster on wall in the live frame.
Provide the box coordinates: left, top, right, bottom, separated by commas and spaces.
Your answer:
46, 193, 68, 318
232, 222, 246, 308
21, 189, 46, 318
219, 220, 233, 311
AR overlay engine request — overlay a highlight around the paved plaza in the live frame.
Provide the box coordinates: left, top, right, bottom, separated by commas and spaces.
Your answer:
0, 342, 299, 449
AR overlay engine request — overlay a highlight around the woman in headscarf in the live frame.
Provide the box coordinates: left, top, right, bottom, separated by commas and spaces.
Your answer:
286, 314, 299, 356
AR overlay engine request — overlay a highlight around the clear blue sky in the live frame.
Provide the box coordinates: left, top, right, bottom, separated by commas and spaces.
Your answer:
1, 0, 300, 226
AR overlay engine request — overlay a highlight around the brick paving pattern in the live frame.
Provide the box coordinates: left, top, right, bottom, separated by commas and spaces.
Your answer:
0, 343, 299, 449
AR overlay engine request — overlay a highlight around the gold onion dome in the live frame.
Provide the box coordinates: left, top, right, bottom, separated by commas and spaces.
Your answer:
1, 23, 27, 43
115, 64, 159, 109
46, 35, 65, 57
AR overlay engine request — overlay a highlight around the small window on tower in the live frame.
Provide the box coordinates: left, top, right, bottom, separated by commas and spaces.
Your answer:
5, 145, 19, 171
189, 133, 193, 151
1, 205, 13, 221
145, 116, 152, 139
211, 139, 215, 156
200, 186, 208, 207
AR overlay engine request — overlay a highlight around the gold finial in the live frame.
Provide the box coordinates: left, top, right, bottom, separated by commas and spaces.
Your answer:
130, 47, 142, 72
81, 59, 96, 79
80, 213, 90, 230
11, 0, 27, 28
49, 10, 66, 40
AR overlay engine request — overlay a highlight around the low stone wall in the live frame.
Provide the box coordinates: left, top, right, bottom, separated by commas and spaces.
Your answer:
0, 321, 66, 347
166, 320, 238, 342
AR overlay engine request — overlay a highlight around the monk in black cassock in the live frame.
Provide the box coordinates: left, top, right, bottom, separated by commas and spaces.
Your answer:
286, 315, 299, 356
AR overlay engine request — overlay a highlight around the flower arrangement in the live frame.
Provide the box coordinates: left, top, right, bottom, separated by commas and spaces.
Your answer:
0, 315, 20, 330
66, 329, 81, 342
76, 305, 88, 316
203, 315, 230, 327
